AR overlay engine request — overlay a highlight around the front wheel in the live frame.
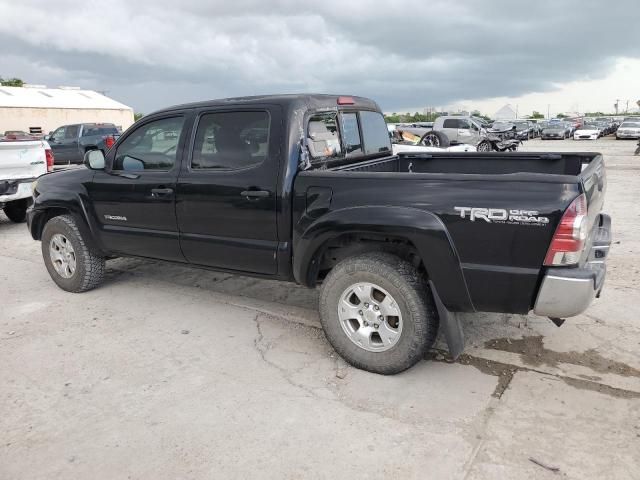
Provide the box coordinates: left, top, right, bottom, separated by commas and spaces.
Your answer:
319, 252, 439, 374
41, 215, 105, 292
477, 140, 493, 152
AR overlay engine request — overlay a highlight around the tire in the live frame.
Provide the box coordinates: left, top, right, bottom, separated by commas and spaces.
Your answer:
419, 130, 450, 148
41, 214, 105, 292
477, 140, 492, 152
319, 252, 439, 375
3, 198, 29, 223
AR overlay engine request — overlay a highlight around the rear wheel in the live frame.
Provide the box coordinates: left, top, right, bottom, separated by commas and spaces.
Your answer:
419, 130, 450, 148
41, 215, 105, 292
3, 198, 29, 223
319, 252, 439, 374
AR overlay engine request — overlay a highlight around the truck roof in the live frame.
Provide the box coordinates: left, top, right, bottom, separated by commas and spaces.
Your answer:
149, 94, 381, 116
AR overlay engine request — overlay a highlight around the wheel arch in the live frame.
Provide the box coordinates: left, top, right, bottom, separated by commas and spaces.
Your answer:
294, 206, 475, 312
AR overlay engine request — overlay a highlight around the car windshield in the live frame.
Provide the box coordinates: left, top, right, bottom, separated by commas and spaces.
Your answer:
492, 122, 513, 129
621, 122, 640, 128
514, 122, 529, 129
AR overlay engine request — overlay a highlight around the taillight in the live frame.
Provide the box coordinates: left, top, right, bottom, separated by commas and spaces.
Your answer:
544, 193, 588, 266
337, 96, 355, 105
104, 135, 115, 149
45, 149, 54, 172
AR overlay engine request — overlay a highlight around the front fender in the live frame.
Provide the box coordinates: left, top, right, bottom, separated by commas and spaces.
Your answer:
29, 185, 106, 255
294, 206, 475, 312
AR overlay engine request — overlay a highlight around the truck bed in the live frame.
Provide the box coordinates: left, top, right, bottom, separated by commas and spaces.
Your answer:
295, 151, 606, 315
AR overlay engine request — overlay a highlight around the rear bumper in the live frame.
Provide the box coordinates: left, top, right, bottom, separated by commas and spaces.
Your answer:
534, 214, 611, 318
0, 178, 36, 204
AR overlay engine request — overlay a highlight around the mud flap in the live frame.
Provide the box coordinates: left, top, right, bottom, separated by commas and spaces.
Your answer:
429, 280, 465, 359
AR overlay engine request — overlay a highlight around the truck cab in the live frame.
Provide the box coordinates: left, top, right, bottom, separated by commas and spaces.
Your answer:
433, 116, 484, 145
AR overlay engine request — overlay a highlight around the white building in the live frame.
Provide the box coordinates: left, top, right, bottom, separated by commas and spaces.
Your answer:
494, 104, 517, 120
0, 85, 134, 134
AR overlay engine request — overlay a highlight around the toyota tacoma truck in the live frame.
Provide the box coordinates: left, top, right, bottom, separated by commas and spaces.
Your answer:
1, 138, 53, 222
26, 94, 611, 374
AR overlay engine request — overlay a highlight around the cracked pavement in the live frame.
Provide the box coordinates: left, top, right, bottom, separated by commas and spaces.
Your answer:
1, 138, 639, 479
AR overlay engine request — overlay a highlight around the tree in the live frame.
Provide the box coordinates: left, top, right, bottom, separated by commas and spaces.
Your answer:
529, 111, 545, 119
0, 77, 25, 87
556, 113, 568, 118
134, 112, 145, 122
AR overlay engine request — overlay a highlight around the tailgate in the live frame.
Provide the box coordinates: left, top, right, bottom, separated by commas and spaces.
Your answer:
0, 141, 47, 180
580, 154, 606, 226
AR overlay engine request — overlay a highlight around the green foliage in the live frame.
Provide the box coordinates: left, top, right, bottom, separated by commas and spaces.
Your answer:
0, 77, 25, 87
556, 113, 568, 118
529, 111, 545, 119
134, 112, 145, 121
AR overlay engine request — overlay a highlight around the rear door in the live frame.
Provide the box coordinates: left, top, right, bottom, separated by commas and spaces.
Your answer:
87, 114, 189, 261
440, 119, 460, 144
175, 106, 281, 274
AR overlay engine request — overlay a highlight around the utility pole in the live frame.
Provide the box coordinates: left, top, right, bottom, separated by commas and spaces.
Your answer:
615, 99, 620, 115
547, 104, 550, 119
625, 100, 629, 114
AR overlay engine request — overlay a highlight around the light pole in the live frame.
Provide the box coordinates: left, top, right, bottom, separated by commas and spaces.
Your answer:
547, 104, 550, 119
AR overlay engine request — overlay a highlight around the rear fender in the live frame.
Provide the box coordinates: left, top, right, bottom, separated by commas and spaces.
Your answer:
294, 205, 475, 312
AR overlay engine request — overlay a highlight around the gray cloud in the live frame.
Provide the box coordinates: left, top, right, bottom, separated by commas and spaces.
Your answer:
0, 0, 638, 113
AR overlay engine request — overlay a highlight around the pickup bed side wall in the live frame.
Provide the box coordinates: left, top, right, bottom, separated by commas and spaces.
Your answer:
293, 171, 578, 314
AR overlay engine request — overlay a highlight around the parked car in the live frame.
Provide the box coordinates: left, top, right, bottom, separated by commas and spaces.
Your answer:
27, 94, 611, 375
45, 123, 120, 165
513, 121, 533, 140
573, 124, 601, 140
616, 121, 640, 139
541, 123, 567, 139
0, 138, 53, 222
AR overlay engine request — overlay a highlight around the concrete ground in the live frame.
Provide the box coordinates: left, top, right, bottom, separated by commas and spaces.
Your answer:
1, 137, 639, 479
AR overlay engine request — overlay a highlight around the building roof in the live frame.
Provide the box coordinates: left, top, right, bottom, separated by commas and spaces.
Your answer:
0, 86, 132, 111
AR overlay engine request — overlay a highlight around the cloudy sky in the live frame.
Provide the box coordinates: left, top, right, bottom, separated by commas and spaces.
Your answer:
1, 0, 639, 117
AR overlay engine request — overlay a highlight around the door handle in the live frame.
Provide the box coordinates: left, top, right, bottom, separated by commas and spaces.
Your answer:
241, 190, 269, 198
151, 187, 174, 197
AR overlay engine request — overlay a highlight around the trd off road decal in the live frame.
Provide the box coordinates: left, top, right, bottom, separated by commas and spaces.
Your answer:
454, 207, 549, 226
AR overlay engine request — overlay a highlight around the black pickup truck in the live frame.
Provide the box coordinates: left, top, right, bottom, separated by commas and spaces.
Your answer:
27, 94, 611, 374
45, 123, 120, 165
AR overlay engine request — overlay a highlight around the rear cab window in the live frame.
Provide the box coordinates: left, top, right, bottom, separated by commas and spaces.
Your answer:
306, 109, 390, 165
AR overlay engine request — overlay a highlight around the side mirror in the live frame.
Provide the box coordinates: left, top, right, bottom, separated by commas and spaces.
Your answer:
84, 149, 105, 170
44, 135, 51, 141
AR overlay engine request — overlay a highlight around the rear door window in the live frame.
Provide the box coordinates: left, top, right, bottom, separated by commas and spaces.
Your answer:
442, 119, 458, 129
191, 111, 270, 170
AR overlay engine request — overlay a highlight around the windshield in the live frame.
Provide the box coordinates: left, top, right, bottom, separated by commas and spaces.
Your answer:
514, 122, 529, 129
621, 122, 640, 128
492, 122, 513, 129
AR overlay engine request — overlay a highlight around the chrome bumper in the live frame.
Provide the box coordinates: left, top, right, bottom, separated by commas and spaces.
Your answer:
534, 214, 611, 318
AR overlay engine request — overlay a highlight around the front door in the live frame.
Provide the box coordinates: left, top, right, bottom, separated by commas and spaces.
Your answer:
48, 125, 79, 164
87, 114, 188, 262
176, 107, 281, 275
